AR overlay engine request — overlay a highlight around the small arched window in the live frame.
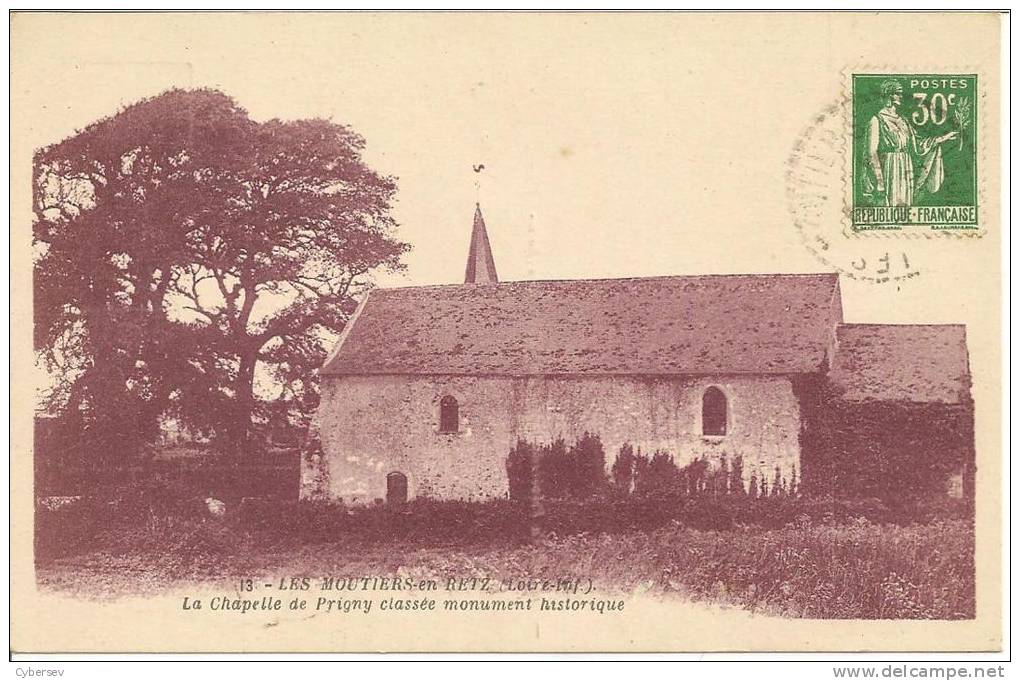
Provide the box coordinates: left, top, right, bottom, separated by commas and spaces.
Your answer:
439, 395, 459, 433
702, 387, 727, 436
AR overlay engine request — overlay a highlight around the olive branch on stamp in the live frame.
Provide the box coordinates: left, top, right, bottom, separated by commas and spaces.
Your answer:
850, 74, 978, 232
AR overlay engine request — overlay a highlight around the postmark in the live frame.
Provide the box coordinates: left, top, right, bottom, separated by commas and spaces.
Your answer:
788, 102, 922, 285
849, 74, 978, 232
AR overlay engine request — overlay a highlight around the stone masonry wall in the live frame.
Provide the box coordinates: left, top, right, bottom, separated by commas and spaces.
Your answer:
306, 374, 801, 503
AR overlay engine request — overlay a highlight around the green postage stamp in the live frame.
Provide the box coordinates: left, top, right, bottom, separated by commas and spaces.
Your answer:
851, 74, 978, 232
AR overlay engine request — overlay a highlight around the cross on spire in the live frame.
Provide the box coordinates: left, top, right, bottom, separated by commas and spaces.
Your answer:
464, 203, 498, 284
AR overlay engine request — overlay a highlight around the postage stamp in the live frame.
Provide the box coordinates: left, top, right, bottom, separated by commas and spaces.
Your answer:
850, 74, 978, 232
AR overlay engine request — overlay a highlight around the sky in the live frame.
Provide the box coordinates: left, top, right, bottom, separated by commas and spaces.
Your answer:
11, 12, 1001, 332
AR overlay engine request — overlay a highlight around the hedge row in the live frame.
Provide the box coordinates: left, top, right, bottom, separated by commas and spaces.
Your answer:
506, 435, 797, 502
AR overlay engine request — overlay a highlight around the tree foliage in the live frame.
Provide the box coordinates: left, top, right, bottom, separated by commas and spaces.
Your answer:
34, 88, 408, 462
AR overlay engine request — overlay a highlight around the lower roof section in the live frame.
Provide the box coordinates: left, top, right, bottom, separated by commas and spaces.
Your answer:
828, 324, 971, 404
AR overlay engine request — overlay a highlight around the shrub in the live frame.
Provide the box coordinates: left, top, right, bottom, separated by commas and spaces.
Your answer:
506, 440, 535, 503
771, 465, 784, 497
511, 434, 608, 500
613, 447, 796, 500
571, 432, 608, 497
34, 497, 112, 561
712, 456, 730, 495
612, 443, 636, 493
729, 455, 746, 495
634, 450, 680, 494
535, 493, 923, 535
680, 456, 711, 496
536, 438, 571, 499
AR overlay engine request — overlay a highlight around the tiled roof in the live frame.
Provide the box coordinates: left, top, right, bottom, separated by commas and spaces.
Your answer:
829, 324, 971, 404
322, 273, 842, 376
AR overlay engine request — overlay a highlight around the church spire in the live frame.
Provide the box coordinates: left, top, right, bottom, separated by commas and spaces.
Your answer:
464, 203, 498, 284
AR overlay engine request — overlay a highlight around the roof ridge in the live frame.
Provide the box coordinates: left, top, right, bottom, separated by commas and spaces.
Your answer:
374, 272, 839, 293
839, 322, 967, 329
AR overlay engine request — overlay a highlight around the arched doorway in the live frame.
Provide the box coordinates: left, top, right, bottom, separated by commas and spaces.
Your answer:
386, 471, 408, 505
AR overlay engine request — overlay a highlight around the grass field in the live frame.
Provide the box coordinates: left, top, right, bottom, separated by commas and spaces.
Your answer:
36, 503, 974, 620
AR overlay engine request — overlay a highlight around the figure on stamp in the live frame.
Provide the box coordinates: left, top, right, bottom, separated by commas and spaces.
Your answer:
862, 79, 958, 206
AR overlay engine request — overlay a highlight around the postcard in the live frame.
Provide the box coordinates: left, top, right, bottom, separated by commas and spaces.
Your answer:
9, 11, 1004, 653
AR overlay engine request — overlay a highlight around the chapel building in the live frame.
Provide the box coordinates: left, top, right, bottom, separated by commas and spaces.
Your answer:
304, 206, 974, 504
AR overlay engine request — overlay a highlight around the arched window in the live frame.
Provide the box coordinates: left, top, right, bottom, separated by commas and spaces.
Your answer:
439, 395, 459, 433
702, 387, 727, 436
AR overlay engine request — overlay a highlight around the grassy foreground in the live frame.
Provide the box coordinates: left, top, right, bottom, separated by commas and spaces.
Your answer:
36, 506, 974, 619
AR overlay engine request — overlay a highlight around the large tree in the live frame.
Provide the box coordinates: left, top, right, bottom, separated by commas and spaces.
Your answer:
34, 88, 408, 461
